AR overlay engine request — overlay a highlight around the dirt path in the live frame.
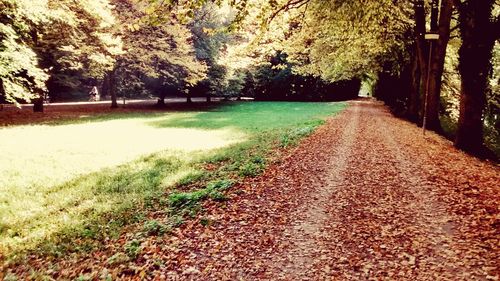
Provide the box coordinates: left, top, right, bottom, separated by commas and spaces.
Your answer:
163, 100, 499, 280
5, 100, 499, 280
266, 102, 360, 279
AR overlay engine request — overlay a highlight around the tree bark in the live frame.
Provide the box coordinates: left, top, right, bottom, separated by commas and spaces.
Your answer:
33, 96, 44, 112
30, 29, 45, 113
109, 68, 118, 109
430, 0, 439, 31
454, 0, 497, 154
414, 0, 427, 123
157, 93, 166, 106
207, 96, 211, 103
424, 0, 453, 132
408, 45, 421, 122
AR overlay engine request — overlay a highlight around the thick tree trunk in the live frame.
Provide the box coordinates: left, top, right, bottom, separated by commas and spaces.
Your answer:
33, 96, 44, 112
157, 93, 166, 106
424, 0, 453, 132
454, 0, 497, 154
108, 69, 118, 109
408, 45, 421, 122
110, 89, 118, 109
187, 96, 192, 103
31, 30, 45, 113
430, 0, 439, 31
206, 96, 211, 103
109, 77, 118, 108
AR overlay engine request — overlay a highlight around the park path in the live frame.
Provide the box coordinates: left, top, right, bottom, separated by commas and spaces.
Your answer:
160, 99, 499, 280
7, 100, 498, 280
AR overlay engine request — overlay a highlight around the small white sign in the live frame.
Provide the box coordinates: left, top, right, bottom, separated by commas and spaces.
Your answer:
425, 33, 440, 40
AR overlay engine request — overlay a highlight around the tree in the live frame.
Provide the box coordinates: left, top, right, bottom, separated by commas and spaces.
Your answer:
109, 0, 207, 107
124, 0, 415, 98
189, 2, 233, 101
453, 0, 499, 155
39, 0, 122, 104
409, 0, 428, 123
423, 0, 454, 132
271, 1, 413, 84
0, 0, 50, 107
0, 0, 123, 112
225, 69, 246, 100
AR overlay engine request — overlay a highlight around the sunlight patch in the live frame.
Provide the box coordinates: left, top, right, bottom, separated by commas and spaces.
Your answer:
0, 119, 245, 191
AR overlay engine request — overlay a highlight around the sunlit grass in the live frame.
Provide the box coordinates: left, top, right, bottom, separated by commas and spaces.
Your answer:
0, 101, 345, 257
0, 118, 243, 191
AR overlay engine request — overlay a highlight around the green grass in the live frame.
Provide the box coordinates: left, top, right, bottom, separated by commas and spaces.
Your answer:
0, 101, 345, 260
168, 179, 234, 208
148, 102, 343, 131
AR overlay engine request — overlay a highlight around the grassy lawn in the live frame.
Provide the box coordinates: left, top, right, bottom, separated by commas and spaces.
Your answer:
0, 101, 345, 259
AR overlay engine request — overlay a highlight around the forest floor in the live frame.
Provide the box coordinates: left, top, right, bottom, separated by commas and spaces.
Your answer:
3, 99, 499, 280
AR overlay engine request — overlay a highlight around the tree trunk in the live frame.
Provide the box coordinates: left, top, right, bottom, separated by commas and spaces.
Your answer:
206, 96, 211, 103
408, 44, 421, 122
454, 0, 497, 154
157, 93, 166, 106
414, 0, 427, 123
424, 0, 453, 132
31, 29, 45, 113
33, 96, 44, 112
109, 69, 118, 109
187, 96, 192, 103
430, 0, 439, 31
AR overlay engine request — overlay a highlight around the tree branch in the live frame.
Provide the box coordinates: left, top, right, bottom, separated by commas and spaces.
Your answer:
267, 0, 311, 24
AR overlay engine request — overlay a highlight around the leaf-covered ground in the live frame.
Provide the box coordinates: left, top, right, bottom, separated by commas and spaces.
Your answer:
3, 100, 499, 280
